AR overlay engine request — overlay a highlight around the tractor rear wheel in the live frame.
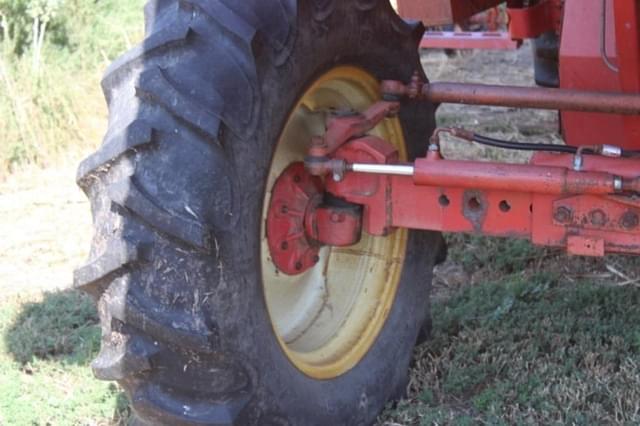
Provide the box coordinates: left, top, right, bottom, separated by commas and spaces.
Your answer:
75, 1, 444, 424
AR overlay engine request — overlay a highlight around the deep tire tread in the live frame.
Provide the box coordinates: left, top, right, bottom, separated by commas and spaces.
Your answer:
77, 1, 433, 424
73, 239, 149, 296
106, 178, 211, 252
76, 120, 155, 186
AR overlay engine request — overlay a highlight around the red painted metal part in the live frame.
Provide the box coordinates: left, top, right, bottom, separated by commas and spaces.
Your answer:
325, 137, 640, 256
305, 203, 362, 248
420, 31, 520, 50
325, 136, 400, 236
266, 163, 362, 275
266, 163, 323, 275
507, 0, 561, 40
263, 0, 640, 271
560, 0, 640, 149
381, 79, 640, 115
308, 101, 400, 159
396, 0, 503, 26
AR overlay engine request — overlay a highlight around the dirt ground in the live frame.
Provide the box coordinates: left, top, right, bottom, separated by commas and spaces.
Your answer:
0, 44, 549, 299
0, 162, 92, 297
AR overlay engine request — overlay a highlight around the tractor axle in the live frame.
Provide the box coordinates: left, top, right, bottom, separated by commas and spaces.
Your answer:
265, 79, 640, 275
382, 76, 640, 115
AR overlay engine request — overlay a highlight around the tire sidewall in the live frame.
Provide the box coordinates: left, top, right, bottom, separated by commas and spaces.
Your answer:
216, 3, 438, 424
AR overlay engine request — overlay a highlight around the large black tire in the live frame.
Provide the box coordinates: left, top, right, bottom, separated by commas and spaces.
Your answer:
74, 1, 444, 424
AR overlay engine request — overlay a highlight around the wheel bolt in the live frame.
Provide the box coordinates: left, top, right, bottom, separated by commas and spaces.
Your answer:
554, 206, 572, 224
589, 209, 607, 227
330, 212, 345, 223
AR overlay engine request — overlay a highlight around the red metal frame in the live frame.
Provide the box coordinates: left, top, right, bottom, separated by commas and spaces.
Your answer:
396, 0, 504, 27
420, 31, 520, 50
327, 140, 640, 256
507, 0, 561, 40
265, 0, 640, 274
402, 0, 562, 51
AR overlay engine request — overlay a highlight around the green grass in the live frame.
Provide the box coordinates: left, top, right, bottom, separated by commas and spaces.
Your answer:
0, 291, 130, 425
0, 0, 145, 176
379, 236, 640, 425
2, 240, 639, 425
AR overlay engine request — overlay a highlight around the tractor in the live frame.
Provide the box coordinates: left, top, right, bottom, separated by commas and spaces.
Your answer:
74, 0, 640, 424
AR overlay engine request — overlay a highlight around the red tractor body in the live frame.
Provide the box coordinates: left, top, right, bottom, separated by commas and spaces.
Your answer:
267, 0, 640, 274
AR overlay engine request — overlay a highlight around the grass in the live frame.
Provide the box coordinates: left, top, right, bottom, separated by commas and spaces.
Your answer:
0, 0, 144, 178
2, 237, 637, 425
0, 291, 130, 425
378, 235, 640, 425
1, 2, 639, 424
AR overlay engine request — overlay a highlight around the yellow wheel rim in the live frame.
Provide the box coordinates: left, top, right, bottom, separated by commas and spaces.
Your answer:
260, 66, 408, 379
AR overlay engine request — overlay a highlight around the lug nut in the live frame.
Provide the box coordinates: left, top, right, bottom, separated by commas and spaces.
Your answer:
281, 241, 289, 250
621, 211, 639, 230
281, 205, 289, 214
330, 212, 345, 223
312, 255, 320, 263
554, 206, 572, 224
295, 261, 303, 271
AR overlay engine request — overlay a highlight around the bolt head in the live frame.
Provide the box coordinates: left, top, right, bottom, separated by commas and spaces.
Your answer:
621, 211, 639, 229
554, 207, 572, 224
589, 209, 607, 227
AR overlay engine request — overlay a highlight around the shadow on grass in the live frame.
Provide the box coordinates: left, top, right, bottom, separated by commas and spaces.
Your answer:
3, 289, 131, 422
4, 289, 100, 365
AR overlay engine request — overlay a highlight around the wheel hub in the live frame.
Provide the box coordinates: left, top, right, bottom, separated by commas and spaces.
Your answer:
266, 162, 363, 275
265, 163, 323, 275
260, 66, 408, 379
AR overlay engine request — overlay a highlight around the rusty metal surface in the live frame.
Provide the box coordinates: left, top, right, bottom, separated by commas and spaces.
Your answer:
305, 203, 362, 248
423, 82, 640, 114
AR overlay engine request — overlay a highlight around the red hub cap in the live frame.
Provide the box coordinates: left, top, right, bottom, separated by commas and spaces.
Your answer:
266, 163, 323, 275
266, 162, 364, 275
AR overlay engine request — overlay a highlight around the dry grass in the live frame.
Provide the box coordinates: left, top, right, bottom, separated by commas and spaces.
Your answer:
0, 0, 144, 180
